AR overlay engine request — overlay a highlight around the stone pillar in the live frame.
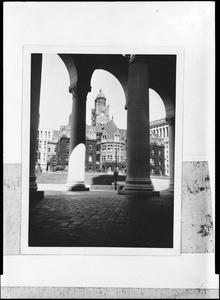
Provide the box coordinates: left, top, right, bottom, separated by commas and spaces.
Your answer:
66, 82, 91, 191
119, 55, 159, 196
29, 54, 44, 199
166, 116, 175, 191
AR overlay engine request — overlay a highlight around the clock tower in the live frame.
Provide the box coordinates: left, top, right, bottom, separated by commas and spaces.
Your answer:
91, 89, 110, 126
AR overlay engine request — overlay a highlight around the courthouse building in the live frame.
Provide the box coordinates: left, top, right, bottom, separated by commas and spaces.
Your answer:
47, 90, 167, 175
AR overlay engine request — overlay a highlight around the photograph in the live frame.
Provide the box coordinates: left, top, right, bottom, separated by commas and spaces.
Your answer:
27, 51, 178, 250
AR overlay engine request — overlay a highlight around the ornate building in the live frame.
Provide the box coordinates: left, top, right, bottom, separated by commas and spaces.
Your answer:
86, 90, 127, 173
91, 89, 110, 126
52, 90, 167, 176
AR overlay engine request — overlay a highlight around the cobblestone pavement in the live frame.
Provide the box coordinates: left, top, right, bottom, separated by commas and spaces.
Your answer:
29, 191, 173, 248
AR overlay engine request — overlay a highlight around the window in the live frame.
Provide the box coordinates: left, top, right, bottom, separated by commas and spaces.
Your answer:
89, 165, 92, 171
89, 155, 92, 162
45, 131, 47, 139
158, 150, 161, 156
43, 153, 46, 163
150, 158, 155, 165
151, 149, 155, 155
40, 131, 43, 138
48, 132, 50, 139
89, 143, 93, 151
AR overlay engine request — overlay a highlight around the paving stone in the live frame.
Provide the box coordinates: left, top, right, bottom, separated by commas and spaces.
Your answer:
29, 191, 173, 248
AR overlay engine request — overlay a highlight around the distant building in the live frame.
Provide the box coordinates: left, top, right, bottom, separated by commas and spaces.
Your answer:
150, 131, 165, 175
36, 128, 54, 172
47, 130, 60, 170
91, 89, 110, 126
150, 119, 169, 176
49, 90, 168, 176
87, 90, 127, 173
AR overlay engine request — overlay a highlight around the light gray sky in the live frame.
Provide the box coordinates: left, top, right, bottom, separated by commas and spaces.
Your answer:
39, 54, 166, 130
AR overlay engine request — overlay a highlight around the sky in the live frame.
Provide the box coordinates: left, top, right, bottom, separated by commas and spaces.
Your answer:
39, 54, 166, 130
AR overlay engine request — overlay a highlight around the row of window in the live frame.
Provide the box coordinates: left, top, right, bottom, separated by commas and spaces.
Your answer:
151, 127, 169, 138
100, 155, 125, 163
101, 144, 124, 151
38, 130, 51, 140
35, 152, 46, 163
101, 134, 121, 142
151, 149, 162, 156
36, 140, 47, 150
150, 158, 163, 166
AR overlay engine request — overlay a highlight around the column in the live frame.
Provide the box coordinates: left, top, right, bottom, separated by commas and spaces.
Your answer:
119, 55, 159, 196
66, 81, 91, 191
29, 54, 44, 199
166, 116, 175, 191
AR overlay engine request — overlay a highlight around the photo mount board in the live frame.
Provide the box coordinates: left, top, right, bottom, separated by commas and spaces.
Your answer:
21, 45, 184, 256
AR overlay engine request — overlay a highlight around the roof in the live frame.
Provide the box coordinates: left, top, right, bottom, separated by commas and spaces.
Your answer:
101, 119, 126, 141
52, 130, 61, 138
95, 89, 106, 100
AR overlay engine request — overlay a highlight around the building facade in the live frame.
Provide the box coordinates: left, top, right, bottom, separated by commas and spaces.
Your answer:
36, 128, 61, 172
91, 89, 110, 126
150, 131, 165, 175
36, 128, 53, 172
47, 90, 168, 176
150, 118, 169, 176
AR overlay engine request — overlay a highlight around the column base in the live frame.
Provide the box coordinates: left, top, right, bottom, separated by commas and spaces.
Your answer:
29, 190, 44, 200
118, 180, 160, 196
66, 182, 89, 191
118, 186, 160, 196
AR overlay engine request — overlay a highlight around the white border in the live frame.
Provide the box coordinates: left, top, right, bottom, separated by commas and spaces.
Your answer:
21, 45, 184, 256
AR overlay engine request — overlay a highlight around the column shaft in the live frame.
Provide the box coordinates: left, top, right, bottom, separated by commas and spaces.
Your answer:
120, 55, 158, 195
29, 54, 44, 199
66, 83, 90, 191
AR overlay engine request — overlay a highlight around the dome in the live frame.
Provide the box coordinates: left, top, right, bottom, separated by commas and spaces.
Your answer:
96, 89, 106, 99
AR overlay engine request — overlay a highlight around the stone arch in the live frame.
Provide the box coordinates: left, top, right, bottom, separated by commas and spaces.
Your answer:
58, 54, 78, 89
94, 63, 128, 108
149, 86, 175, 118
147, 54, 176, 118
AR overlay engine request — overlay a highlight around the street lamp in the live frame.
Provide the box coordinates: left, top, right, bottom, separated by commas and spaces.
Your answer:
114, 150, 118, 190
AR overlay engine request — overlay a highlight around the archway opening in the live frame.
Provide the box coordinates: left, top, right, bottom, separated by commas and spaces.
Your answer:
36, 53, 72, 182
87, 69, 127, 129
149, 88, 170, 182
149, 89, 166, 122
86, 69, 127, 175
